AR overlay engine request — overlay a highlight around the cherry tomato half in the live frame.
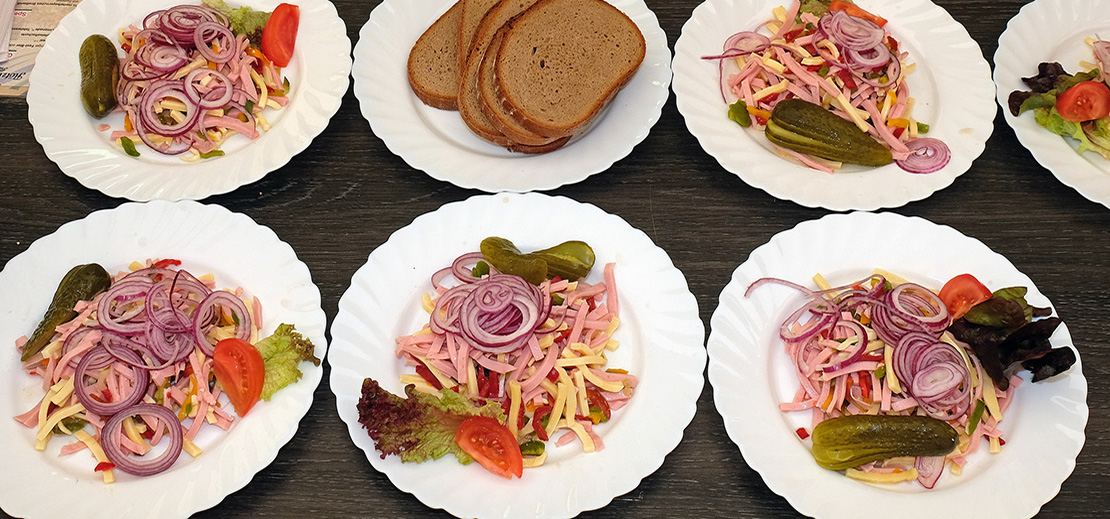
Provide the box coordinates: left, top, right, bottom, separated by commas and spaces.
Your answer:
260, 3, 299, 67
455, 416, 523, 478
828, 1, 887, 27
1056, 81, 1110, 122
939, 273, 992, 320
212, 337, 265, 417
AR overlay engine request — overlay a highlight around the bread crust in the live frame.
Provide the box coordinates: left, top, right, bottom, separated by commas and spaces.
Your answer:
407, 2, 463, 110
478, 26, 562, 146
493, 0, 645, 138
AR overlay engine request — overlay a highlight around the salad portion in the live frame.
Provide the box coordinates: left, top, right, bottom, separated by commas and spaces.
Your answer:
357, 238, 635, 478
749, 270, 1075, 488
1007, 37, 1110, 159
81, 1, 300, 160
703, 0, 949, 173
14, 258, 320, 482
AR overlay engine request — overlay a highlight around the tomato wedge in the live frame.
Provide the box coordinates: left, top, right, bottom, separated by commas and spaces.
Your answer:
455, 416, 523, 478
1056, 81, 1110, 122
939, 274, 992, 320
260, 3, 299, 67
212, 337, 265, 417
828, 1, 887, 27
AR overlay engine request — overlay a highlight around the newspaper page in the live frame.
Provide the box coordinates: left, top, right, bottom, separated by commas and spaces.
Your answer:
0, 0, 81, 97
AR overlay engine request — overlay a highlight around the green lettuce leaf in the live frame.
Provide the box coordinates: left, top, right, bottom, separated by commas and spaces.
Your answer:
202, 0, 270, 36
1031, 107, 1110, 158
356, 379, 506, 464
254, 324, 321, 400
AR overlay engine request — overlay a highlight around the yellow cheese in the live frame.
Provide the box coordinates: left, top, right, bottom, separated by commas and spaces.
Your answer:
545, 382, 569, 439
49, 377, 75, 406
121, 416, 150, 455
980, 372, 1003, 423
74, 430, 114, 484
573, 370, 588, 412
555, 355, 607, 367
522, 451, 548, 468
581, 368, 624, 393
183, 437, 202, 457
884, 343, 902, 394
508, 381, 522, 440
753, 80, 790, 102
845, 467, 918, 484
37, 402, 85, 443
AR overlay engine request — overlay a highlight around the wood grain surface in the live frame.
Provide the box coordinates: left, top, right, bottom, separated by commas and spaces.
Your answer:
0, 0, 1107, 517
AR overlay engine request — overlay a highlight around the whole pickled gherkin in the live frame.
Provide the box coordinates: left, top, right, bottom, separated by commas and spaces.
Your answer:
21, 264, 112, 361
79, 34, 119, 119
810, 414, 958, 471
480, 237, 595, 285
765, 98, 893, 167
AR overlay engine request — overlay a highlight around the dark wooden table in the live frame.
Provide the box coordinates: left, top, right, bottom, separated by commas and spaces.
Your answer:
1, 0, 1106, 517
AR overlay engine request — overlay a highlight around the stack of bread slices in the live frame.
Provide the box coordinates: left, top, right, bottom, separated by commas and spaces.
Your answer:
408, 0, 646, 153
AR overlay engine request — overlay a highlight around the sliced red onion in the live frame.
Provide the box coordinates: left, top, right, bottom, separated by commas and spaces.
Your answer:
818, 10, 884, 51
137, 79, 202, 138
459, 274, 549, 353
451, 252, 487, 284
74, 346, 149, 416
98, 279, 154, 334
191, 290, 252, 356
892, 332, 972, 420
846, 44, 891, 70
1095, 40, 1110, 82
101, 403, 183, 476
915, 455, 946, 489
822, 320, 869, 371
896, 138, 951, 174
184, 68, 233, 109
702, 31, 770, 60
193, 21, 236, 63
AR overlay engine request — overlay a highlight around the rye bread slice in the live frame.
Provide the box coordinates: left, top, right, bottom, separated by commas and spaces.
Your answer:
494, 0, 645, 138
457, 0, 541, 147
458, 0, 502, 72
478, 25, 563, 147
407, 1, 463, 110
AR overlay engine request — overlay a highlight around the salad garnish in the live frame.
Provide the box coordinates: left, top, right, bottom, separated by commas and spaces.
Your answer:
704, 0, 950, 173
14, 259, 319, 482
357, 241, 634, 477
98, 1, 299, 160
748, 270, 1076, 488
1008, 37, 1110, 159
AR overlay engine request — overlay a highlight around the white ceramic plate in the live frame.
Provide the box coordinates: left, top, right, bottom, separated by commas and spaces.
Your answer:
330, 193, 705, 518
27, 0, 351, 202
673, 0, 995, 211
707, 211, 1087, 518
0, 201, 327, 519
352, 0, 671, 193
995, 0, 1110, 210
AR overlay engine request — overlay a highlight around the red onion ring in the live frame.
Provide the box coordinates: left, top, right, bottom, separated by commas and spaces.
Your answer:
191, 290, 252, 356
101, 403, 184, 476
74, 346, 150, 416
896, 138, 951, 174
818, 10, 884, 51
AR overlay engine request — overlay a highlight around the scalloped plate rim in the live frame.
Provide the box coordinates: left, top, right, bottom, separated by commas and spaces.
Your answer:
26, 0, 352, 202
0, 200, 327, 519
672, 0, 996, 211
328, 192, 706, 518
706, 211, 1087, 518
